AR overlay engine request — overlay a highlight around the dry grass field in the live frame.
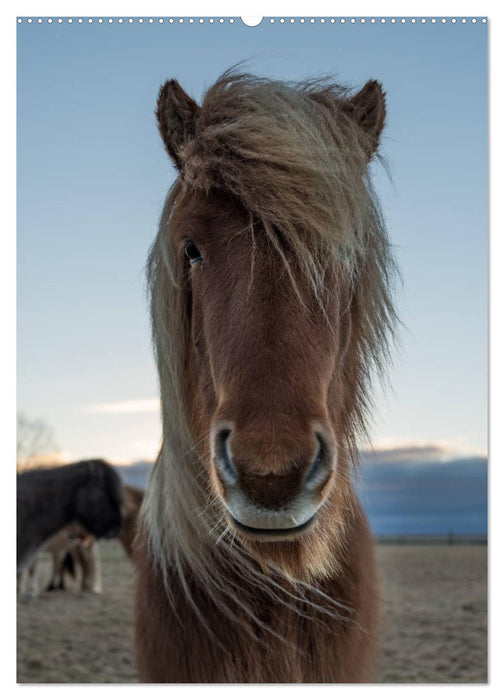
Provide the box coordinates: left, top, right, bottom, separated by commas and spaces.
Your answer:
17, 541, 487, 683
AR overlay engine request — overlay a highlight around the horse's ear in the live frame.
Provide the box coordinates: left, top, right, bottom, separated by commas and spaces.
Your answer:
156, 79, 201, 169
344, 80, 386, 157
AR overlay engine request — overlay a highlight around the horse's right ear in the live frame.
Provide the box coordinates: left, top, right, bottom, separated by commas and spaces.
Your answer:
156, 80, 201, 170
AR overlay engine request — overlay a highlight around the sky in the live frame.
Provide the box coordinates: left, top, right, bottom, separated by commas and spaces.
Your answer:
17, 17, 488, 465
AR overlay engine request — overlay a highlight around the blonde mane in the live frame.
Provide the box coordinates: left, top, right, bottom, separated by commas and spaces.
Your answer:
141, 71, 397, 638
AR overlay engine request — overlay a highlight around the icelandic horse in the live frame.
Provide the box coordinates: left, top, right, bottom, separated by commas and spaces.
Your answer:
18, 523, 102, 597
134, 71, 397, 682
17, 459, 123, 574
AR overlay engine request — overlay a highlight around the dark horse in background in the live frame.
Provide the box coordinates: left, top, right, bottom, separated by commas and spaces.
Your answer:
17, 459, 123, 574
135, 70, 397, 682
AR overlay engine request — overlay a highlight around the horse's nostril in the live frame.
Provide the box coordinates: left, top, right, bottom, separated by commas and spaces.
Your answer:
214, 428, 238, 484
304, 435, 331, 488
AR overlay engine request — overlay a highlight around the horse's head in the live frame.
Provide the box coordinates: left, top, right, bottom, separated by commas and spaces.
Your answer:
151, 73, 393, 565
73, 460, 123, 539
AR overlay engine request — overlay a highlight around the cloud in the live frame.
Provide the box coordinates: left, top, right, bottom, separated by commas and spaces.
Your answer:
362, 443, 447, 465
357, 455, 487, 535
82, 399, 160, 415
362, 439, 487, 466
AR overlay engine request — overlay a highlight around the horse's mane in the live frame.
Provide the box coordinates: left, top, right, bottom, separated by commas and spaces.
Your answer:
141, 70, 398, 639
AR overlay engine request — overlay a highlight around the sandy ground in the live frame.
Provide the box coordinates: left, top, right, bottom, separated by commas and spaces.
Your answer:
17, 541, 487, 683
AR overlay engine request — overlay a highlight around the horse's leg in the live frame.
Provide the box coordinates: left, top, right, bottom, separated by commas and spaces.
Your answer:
26, 559, 39, 598
46, 551, 61, 591
89, 541, 102, 594
18, 568, 28, 596
80, 540, 102, 594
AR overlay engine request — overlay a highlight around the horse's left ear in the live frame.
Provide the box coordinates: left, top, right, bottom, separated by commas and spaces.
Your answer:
345, 80, 386, 158
156, 79, 201, 169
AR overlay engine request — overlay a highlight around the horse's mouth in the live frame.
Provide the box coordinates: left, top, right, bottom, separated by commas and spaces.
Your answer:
230, 514, 316, 539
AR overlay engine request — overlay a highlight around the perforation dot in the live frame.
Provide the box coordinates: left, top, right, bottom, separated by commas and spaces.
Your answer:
321, 18, 325, 23
401, 18, 406, 23
300, 18, 305, 23
229, 18, 234, 23
280, 18, 285, 23
178, 18, 183, 23
37, 18, 42, 23
17, 18, 22, 23
330, 18, 336, 23
58, 18, 64, 24
269, 18, 275, 23
209, 18, 214, 23
290, 18, 295, 23
169, 18, 174, 24
158, 18, 163, 23
189, 18, 194, 23
380, 18, 386, 24
199, 18, 204, 23
391, 18, 396, 24
462, 18, 467, 24
482, 18, 487, 23
78, 18, 83, 23
370, 18, 376, 23
411, 18, 416, 23
350, 18, 356, 23
452, 18, 457, 23
128, 18, 133, 24
27, 18, 32, 23
360, 18, 365, 23
48, 18, 53, 23
341, 19, 346, 24
310, 18, 315, 24
431, 18, 436, 23
421, 18, 426, 23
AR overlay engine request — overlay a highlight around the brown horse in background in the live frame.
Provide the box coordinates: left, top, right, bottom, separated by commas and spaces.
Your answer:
135, 70, 397, 682
17, 523, 100, 597
118, 484, 144, 558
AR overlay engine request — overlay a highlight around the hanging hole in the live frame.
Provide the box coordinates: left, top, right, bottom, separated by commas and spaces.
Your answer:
241, 17, 263, 27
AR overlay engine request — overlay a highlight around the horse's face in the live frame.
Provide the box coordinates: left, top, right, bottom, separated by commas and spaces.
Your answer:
157, 75, 389, 553
173, 189, 350, 542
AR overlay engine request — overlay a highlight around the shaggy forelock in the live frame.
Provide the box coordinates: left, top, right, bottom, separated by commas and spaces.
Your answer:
181, 73, 375, 280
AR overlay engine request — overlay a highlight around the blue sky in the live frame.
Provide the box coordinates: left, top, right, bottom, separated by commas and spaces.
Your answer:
17, 18, 487, 464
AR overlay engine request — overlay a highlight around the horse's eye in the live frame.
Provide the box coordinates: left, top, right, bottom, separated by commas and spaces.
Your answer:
184, 240, 203, 265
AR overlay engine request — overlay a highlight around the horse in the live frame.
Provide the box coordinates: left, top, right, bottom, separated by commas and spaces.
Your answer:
134, 70, 397, 683
47, 527, 102, 594
18, 523, 102, 598
18, 484, 142, 599
17, 459, 123, 574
